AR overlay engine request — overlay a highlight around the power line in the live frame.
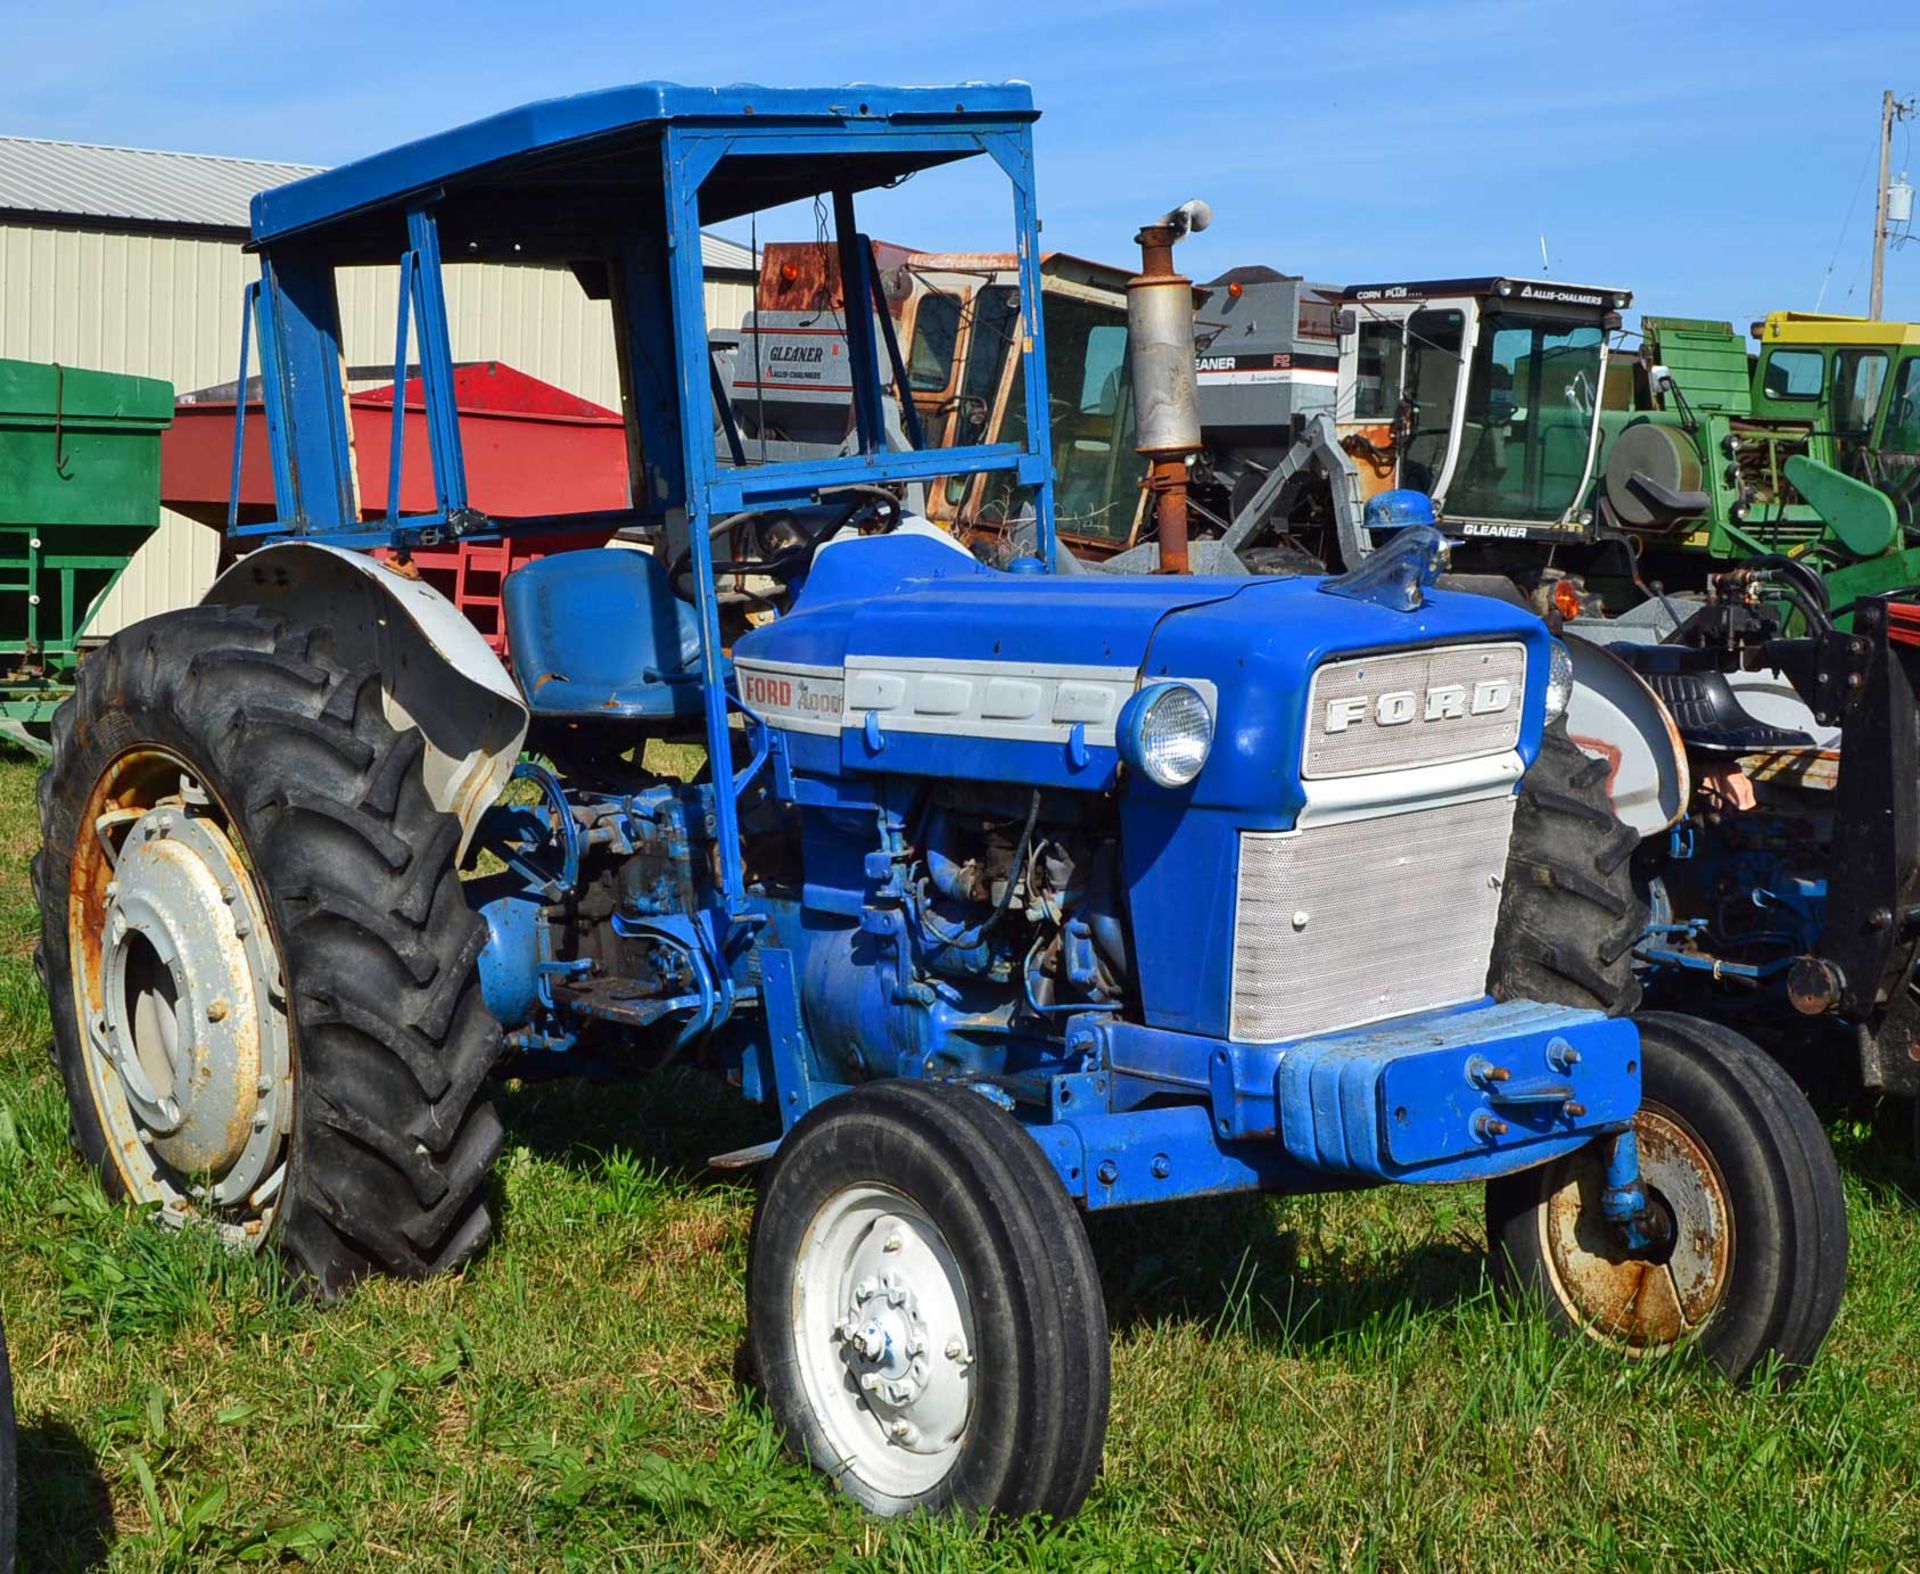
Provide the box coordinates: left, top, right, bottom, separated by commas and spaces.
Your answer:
1817, 150, 1875, 310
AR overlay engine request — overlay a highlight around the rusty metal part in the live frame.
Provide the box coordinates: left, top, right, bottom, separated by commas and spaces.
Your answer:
68, 746, 293, 1243
1145, 456, 1191, 574
1787, 955, 1846, 1016
1128, 206, 1208, 574
1537, 1105, 1733, 1352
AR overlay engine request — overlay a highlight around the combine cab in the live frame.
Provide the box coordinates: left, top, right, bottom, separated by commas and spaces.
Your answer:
1185, 275, 1627, 577
721, 241, 1145, 553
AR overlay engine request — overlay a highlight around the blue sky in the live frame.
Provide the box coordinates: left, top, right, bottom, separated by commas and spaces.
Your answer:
4, 0, 1918, 328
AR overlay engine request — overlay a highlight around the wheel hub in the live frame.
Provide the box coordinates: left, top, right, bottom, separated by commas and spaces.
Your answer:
796, 1187, 974, 1496
829, 1220, 970, 1453
840, 1269, 939, 1421
1543, 1107, 1733, 1350
82, 787, 291, 1223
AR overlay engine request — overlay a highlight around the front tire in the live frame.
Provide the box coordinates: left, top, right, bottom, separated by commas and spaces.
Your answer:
748, 1080, 1109, 1520
35, 605, 503, 1296
1487, 1013, 1847, 1382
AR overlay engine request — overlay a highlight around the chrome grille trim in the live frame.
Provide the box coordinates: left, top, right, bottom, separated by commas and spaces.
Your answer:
1229, 794, 1515, 1044
1304, 642, 1527, 779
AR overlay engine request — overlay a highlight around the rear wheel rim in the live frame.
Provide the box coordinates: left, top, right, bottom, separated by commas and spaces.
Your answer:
67, 746, 293, 1245
1535, 1104, 1735, 1354
791, 1183, 975, 1500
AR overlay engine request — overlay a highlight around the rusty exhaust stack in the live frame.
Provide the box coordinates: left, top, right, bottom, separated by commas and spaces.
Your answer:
1128, 199, 1210, 573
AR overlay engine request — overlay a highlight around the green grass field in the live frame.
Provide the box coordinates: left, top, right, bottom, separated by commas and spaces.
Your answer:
3, 750, 1920, 1571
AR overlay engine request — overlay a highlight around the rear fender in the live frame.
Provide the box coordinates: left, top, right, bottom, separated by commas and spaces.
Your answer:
203, 542, 529, 856
1561, 633, 1689, 839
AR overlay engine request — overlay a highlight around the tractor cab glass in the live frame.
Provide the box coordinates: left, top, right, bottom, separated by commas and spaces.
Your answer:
1884, 356, 1920, 461
1761, 347, 1825, 402
967, 266, 1128, 545
1398, 308, 1466, 493
1352, 319, 1405, 420
907, 292, 964, 392
1832, 347, 1891, 472
1446, 311, 1606, 523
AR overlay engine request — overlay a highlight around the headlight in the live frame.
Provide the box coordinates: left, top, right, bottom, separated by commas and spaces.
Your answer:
1120, 682, 1213, 788
1545, 638, 1575, 723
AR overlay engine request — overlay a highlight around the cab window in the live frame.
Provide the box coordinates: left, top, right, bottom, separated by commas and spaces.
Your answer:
1834, 347, 1890, 437
1885, 356, 1920, 455
1353, 319, 1404, 420
1762, 348, 1824, 401
1399, 308, 1465, 493
907, 292, 963, 392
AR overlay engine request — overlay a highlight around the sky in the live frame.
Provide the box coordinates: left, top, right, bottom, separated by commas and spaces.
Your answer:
4, 0, 1919, 330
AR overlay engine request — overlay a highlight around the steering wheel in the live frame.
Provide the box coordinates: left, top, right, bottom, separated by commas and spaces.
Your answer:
668, 490, 905, 596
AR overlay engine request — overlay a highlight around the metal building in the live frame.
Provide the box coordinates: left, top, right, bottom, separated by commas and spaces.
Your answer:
0, 135, 757, 633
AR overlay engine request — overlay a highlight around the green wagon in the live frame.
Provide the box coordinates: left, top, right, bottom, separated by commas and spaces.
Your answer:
0, 359, 171, 753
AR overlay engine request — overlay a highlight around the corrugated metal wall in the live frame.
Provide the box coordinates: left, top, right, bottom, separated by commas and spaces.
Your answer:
0, 220, 757, 633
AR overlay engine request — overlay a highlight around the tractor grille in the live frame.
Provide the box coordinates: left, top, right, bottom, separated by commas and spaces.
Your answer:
1303, 642, 1526, 779
1229, 794, 1515, 1043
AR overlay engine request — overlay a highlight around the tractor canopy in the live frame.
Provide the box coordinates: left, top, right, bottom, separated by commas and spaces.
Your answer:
233, 81, 1061, 556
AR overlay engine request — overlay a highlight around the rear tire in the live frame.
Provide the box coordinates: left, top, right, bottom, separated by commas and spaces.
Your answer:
748, 1080, 1109, 1520
35, 605, 503, 1296
1487, 1012, 1847, 1383
1490, 716, 1644, 1015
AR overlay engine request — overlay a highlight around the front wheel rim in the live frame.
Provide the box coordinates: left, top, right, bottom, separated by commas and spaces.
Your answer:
68, 747, 293, 1244
1537, 1104, 1735, 1354
791, 1183, 976, 1500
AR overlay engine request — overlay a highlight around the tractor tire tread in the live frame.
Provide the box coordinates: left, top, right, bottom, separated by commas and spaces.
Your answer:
1491, 717, 1645, 1017
37, 604, 501, 1297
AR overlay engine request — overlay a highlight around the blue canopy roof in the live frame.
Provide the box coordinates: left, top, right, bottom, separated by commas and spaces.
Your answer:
249, 81, 1039, 248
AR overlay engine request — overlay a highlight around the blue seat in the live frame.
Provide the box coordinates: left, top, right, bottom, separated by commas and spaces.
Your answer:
502, 548, 707, 721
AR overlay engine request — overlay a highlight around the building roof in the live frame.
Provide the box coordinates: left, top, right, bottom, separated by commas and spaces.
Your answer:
0, 135, 316, 233
0, 132, 758, 270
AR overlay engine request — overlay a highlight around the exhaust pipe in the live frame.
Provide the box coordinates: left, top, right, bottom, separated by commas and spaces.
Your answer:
1129, 200, 1210, 573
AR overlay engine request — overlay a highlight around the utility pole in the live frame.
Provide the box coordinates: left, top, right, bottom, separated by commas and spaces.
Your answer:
1871, 89, 1915, 319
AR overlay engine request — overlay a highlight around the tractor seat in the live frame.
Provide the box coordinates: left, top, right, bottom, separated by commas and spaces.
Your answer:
502, 547, 706, 721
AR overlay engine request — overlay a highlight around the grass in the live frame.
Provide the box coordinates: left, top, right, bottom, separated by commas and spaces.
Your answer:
2, 753, 1919, 1571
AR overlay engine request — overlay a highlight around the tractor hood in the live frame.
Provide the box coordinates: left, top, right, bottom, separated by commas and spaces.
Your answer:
733, 526, 1553, 800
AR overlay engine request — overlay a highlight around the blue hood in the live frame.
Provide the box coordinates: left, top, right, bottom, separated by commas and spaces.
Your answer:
734, 532, 1552, 795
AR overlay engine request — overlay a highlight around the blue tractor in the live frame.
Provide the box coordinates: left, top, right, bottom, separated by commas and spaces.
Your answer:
35, 84, 1845, 1520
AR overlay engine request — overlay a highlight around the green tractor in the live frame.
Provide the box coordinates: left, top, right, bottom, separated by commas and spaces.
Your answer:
1592, 312, 1920, 622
